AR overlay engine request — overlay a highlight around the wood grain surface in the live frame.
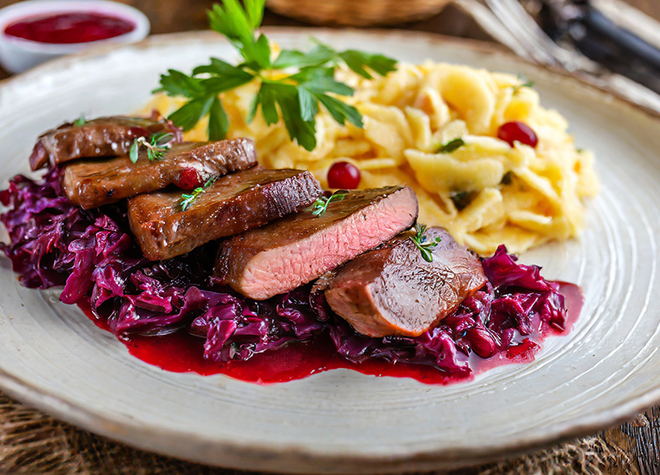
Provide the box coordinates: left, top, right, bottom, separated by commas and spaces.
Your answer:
0, 1, 658, 474
626, 0, 660, 18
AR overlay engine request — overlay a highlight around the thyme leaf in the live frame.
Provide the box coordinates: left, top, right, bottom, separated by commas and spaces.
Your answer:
179, 176, 217, 211
409, 224, 441, 262
129, 132, 175, 163
311, 190, 347, 217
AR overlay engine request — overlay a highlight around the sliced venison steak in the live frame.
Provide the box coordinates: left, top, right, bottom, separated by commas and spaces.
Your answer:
29, 116, 182, 170
128, 166, 322, 261
323, 227, 487, 337
62, 139, 257, 209
215, 186, 418, 300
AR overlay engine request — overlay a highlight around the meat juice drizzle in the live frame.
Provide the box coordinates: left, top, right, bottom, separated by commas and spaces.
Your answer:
77, 282, 583, 385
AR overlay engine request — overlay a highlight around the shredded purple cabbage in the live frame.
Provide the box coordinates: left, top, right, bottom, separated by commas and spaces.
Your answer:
1, 168, 568, 378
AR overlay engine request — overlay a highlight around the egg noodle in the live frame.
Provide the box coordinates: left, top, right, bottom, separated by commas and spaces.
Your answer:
147, 61, 598, 256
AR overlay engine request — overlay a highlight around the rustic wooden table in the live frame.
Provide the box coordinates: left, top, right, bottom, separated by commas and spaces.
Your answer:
0, 0, 658, 474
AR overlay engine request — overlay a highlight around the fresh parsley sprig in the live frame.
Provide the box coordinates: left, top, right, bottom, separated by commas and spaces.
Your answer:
311, 190, 347, 217
180, 176, 218, 211
129, 132, 175, 163
154, 0, 397, 151
410, 224, 441, 262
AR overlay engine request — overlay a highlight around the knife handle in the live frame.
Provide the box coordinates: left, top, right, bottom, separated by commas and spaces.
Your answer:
582, 6, 660, 71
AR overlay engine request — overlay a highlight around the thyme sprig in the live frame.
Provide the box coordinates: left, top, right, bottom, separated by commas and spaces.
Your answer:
129, 132, 175, 163
311, 190, 347, 217
155, 0, 397, 151
180, 176, 217, 211
410, 224, 441, 262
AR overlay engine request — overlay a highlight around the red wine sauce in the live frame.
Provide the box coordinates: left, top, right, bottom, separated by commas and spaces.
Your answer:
77, 282, 583, 385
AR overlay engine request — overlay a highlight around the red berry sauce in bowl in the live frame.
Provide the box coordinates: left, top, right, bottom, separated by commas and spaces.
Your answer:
4, 11, 135, 44
0, 1, 149, 73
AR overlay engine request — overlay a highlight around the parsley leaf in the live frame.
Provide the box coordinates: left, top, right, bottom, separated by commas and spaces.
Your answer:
272, 83, 318, 151
297, 87, 319, 122
339, 50, 397, 79
254, 82, 280, 125
273, 43, 336, 69
244, 0, 266, 29
169, 97, 214, 132
302, 76, 354, 96
208, 96, 229, 141
316, 93, 363, 128
156, 69, 205, 98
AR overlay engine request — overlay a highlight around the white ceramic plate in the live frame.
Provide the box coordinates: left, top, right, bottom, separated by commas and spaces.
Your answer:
1, 30, 659, 474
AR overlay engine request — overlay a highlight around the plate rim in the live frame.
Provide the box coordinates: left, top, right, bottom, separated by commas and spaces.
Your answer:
1, 28, 660, 473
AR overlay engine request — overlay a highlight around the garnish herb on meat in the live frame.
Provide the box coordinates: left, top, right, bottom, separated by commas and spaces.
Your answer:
129, 131, 176, 163
73, 115, 86, 127
154, 0, 397, 150
410, 224, 441, 262
311, 190, 347, 217
180, 176, 217, 211
437, 138, 465, 154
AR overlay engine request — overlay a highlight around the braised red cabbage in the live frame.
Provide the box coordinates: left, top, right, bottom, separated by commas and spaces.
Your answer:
1, 169, 568, 378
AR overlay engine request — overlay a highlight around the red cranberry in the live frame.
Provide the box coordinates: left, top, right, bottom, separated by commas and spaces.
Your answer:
176, 168, 204, 191
497, 121, 539, 148
465, 327, 498, 359
128, 126, 149, 137
327, 161, 361, 189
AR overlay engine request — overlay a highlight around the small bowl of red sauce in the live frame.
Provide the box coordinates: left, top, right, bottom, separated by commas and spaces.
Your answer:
0, 0, 149, 73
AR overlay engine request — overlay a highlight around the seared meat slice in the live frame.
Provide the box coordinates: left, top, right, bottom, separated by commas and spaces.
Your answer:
323, 228, 487, 337
215, 186, 418, 300
29, 115, 182, 170
62, 139, 257, 209
128, 167, 322, 261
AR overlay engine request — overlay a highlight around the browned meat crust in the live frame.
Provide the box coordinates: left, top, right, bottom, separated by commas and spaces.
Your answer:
62, 139, 257, 209
128, 167, 322, 261
29, 116, 182, 170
